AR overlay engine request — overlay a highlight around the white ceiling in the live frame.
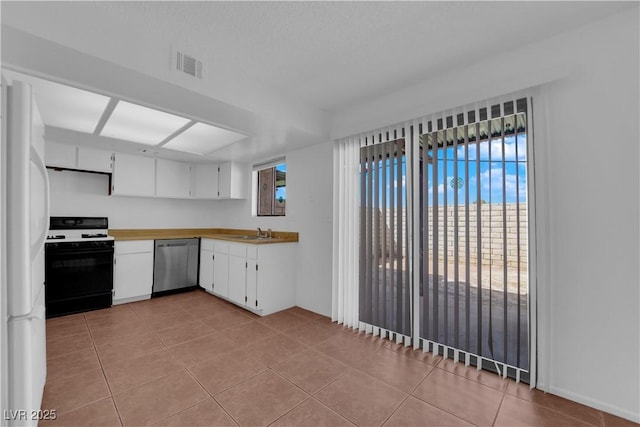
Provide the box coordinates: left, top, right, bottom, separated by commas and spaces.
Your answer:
1, 1, 635, 162
2, 1, 634, 113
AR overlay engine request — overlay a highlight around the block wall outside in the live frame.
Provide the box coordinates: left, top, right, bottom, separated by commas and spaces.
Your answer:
367, 204, 528, 272
425, 203, 528, 271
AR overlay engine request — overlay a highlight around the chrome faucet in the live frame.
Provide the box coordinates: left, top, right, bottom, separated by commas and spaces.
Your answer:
256, 227, 272, 238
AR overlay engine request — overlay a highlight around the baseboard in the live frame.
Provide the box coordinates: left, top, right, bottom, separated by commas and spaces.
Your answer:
113, 294, 150, 305
547, 385, 640, 423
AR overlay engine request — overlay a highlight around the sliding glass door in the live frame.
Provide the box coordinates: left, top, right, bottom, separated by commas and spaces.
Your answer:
356, 97, 531, 376
419, 101, 529, 371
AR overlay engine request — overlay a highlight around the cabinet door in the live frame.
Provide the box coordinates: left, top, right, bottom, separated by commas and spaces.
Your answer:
218, 162, 232, 199
228, 254, 246, 305
77, 147, 113, 173
213, 251, 229, 298
45, 141, 77, 169
114, 252, 153, 302
199, 249, 214, 291
112, 153, 155, 197
156, 159, 191, 198
218, 162, 246, 199
192, 164, 219, 199
247, 259, 258, 309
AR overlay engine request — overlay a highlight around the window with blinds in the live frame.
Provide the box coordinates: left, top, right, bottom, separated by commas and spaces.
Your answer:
419, 99, 529, 373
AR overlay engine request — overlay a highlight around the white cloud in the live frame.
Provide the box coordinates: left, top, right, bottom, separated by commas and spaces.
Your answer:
456, 135, 527, 162
480, 166, 527, 202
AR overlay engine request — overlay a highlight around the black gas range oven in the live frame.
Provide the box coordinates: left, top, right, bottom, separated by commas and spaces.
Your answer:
45, 217, 114, 318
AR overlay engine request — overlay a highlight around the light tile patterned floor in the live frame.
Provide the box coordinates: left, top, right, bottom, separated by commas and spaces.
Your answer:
41, 289, 636, 426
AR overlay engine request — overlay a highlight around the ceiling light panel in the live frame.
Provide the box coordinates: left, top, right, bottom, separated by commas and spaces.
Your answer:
100, 101, 191, 145
3, 70, 111, 133
162, 122, 246, 155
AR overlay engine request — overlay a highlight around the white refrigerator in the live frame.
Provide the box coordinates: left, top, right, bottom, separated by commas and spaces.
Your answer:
1, 77, 50, 426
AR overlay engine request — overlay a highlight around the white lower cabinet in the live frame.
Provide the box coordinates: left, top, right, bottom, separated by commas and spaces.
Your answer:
199, 238, 217, 292
201, 239, 295, 316
228, 252, 246, 306
212, 242, 229, 298
114, 240, 154, 304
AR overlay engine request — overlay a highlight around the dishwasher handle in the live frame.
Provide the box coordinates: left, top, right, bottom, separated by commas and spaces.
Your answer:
155, 239, 199, 248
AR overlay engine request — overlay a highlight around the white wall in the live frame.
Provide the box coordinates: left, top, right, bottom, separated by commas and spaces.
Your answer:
214, 142, 334, 317
47, 169, 219, 229
331, 9, 639, 422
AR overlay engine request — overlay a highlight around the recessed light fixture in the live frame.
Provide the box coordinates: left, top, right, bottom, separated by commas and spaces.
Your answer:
100, 101, 191, 146
3, 69, 248, 155
2, 70, 111, 134
162, 122, 246, 155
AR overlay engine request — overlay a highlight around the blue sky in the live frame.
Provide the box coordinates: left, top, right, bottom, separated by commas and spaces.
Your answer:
275, 162, 286, 201
428, 134, 527, 205
366, 134, 527, 207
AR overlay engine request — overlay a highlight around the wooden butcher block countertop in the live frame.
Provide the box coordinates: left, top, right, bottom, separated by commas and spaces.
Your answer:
108, 228, 299, 244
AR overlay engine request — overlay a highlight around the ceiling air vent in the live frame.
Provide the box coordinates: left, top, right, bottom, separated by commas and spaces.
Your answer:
174, 49, 203, 79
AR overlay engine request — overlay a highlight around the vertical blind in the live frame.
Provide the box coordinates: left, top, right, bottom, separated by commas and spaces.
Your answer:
419, 98, 530, 377
359, 139, 411, 336
333, 92, 534, 383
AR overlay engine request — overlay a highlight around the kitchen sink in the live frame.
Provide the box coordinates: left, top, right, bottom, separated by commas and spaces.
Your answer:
224, 235, 282, 241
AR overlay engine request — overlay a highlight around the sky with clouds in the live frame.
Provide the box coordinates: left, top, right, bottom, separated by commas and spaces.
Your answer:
427, 135, 527, 205
367, 134, 528, 207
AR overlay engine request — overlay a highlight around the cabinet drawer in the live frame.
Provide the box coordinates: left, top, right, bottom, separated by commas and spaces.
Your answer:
229, 244, 246, 258
214, 241, 229, 253
200, 238, 215, 251
246, 246, 258, 260
115, 240, 154, 255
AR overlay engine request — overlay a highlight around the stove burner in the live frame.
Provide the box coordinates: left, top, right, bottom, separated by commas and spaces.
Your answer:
47, 235, 66, 240
82, 233, 108, 238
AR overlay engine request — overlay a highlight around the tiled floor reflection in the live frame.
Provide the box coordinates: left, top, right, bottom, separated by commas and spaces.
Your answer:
41, 289, 635, 426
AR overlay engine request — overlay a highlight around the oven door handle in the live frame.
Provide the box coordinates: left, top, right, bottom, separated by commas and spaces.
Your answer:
48, 248, 114, 256
30, 144, 50, 261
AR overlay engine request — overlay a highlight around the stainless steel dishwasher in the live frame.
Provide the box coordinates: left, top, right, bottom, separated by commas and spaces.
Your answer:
152, 238, 199, 296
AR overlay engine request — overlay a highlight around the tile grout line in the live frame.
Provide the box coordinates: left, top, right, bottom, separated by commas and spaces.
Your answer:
503, 391, 606, 427
407, 369, 484, 427
379, 393, 412, 427
85, 312, 126, 427
305, 396, 358, 427
433, 360, 509, 392
491, 383, 508, 426
43, 313, 123, 424
264, 395, 314, 426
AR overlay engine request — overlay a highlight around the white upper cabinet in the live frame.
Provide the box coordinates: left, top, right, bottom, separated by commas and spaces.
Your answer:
156, 159, 191, 198
45, 139, 244, 200
192, 164, 219, 199
77, 146, 113, 173
45, 141, 113, 173
192, 162, 244, 200
45, 141, 77, 169
112, 153, 156, 197
218, 161, 245, 199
